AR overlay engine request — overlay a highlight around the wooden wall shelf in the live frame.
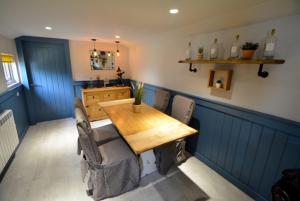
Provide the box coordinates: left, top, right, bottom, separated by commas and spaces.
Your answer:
208, 69, 233, 91
178, 58, 285, 78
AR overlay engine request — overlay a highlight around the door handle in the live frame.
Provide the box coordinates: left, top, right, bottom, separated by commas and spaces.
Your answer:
30, 83, 42, 87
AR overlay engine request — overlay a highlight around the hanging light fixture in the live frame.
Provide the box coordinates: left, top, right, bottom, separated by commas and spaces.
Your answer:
115, 41, 120, 56
91, 38, 98, 57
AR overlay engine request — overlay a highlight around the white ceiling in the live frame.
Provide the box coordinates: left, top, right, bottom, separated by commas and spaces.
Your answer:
0, 0, 299, 46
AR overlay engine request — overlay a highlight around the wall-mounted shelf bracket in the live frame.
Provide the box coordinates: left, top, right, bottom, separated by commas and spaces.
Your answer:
257, 64, 269, 78
189, 63, 197, 72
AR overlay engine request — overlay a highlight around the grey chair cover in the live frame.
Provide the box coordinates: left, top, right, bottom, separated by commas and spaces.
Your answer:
171, 95, 195, 125
74, 97, 89, 120
171, 95, 195, 164
154, 95, 195, 174
77, 122, 140, 201
74, 100, 119, 155
153, 89, 170, 113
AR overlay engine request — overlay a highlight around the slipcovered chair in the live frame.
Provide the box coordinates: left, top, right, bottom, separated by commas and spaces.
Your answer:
154, 95, 195, 174
153, 89, 170, 113
77, 122, 140, 200
74, 97, 120, 155
171, 95, 195, 163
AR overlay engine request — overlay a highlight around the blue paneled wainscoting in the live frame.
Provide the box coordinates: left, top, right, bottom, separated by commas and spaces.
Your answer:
0, 84, 29, 140
141, 82, 300, 201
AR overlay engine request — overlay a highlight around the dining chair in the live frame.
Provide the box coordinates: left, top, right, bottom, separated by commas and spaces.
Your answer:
74, 97, 120, 155
77, 122, 140, 200
171, 95, 195, 163
153, 89, 170, 113
154, 95, 195, 174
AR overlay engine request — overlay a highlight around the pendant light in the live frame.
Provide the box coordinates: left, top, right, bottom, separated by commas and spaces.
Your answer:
115, 41, 120, 56
91, 38, 98, 57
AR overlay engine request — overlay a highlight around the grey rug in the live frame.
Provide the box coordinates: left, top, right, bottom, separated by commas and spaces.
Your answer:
106, 168, 209, 201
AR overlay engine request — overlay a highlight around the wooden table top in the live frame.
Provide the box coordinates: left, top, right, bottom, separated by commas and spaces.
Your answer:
102, 103, 198, 154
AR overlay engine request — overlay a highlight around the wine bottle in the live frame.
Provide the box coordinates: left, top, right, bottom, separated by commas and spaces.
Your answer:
185, 42, 192, 60
210, 38, 218, 59
230, 34, 240, 58
264, 29, 277, 59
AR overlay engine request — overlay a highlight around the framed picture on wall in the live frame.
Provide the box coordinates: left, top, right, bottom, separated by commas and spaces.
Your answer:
90, 50, 115, 70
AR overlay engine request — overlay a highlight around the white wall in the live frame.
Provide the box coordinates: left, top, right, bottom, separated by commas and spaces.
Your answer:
69, 40, 130, 81
0, 34, 19, 93
129, 15, 300, 122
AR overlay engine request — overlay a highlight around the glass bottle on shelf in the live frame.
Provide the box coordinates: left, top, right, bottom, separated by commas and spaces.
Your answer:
230, 34, 240, 59
263, 29, 277, 59
185, 42, 192, 60
210, 38, 218, 59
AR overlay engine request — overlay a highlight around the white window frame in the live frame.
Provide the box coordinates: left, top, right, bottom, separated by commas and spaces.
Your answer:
1, 55, 20, 88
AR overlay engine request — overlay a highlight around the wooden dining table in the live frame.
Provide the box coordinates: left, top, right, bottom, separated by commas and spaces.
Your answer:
100, 101, 198, 155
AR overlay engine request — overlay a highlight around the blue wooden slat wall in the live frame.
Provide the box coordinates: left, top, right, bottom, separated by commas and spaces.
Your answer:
141, 82, 300, 201
0, 85, 29, 140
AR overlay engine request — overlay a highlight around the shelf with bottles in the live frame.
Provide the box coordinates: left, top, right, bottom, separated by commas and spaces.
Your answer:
181, 29, 285, 78
179, 58, 285, 78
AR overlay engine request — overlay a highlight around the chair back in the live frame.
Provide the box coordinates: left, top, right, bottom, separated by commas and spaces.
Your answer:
74, 107, 91, 130
153, 89, 170, 112
171, 95, 195, 124
74, 97, 89, 120
77, 122, 102, 164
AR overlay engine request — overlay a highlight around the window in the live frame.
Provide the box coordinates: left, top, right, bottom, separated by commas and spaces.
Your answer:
1, 53, 20, 87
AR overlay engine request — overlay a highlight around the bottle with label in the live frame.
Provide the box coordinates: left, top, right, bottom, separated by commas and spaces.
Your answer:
185, 42, 192, 60
210, 38, 218, 59
264, 29, 277, 59
230, 34, 240, 58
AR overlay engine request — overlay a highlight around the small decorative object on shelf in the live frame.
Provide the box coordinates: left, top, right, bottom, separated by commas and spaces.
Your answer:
241, 42, 259, 59
208, 69, 233, 91
230, 34, 240, 59
132, 81, 144, 113
185, 42, 192, 60
263, 29, 277, 59
215, 79, 223, 88
197, 47, 204, 59
96, 75, 102, 87
116, 66, 125, 86
210, 38, 219, 59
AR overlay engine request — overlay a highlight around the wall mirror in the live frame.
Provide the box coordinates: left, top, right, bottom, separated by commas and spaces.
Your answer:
90, 50, 115, 70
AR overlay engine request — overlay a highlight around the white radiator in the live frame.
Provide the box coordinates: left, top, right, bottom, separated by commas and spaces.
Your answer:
0, 110, 19, 173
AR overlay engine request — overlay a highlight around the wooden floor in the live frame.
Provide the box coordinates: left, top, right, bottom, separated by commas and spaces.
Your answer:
0, 118, 253, 201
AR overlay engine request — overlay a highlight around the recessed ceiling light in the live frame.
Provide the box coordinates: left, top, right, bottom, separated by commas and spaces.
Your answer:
45, 26, 52, 30
169, 9, 179, 14
115, 35, 120, 39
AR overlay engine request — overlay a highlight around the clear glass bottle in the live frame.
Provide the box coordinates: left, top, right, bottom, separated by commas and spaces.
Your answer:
230, 34, 240, 58
263, 29, 277, 59
185, 42, 192, 60
210, 38, 218, 59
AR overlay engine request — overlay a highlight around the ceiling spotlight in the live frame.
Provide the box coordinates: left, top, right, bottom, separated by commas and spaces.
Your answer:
115, 35, 120, 39
169, 9, 179, 14
45, 26, 52, 30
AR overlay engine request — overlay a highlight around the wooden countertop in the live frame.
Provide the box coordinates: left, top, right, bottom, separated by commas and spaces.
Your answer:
81, 86, 131, 93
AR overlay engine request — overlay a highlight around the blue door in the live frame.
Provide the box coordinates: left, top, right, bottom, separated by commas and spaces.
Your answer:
18, 38, 73, 123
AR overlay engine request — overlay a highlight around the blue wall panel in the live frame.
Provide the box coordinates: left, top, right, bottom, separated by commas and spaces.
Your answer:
141, 82, 300, 201
0, 85, 29, 139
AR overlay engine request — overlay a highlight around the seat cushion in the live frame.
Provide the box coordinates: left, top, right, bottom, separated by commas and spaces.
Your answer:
98, 138, 135, 166
92, 124, 120, 145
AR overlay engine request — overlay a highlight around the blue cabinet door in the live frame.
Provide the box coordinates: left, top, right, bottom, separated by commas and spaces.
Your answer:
21, 39, 73, 122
